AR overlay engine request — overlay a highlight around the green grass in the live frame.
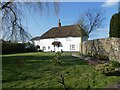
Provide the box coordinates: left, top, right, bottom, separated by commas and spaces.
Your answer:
2, 52, 120, 88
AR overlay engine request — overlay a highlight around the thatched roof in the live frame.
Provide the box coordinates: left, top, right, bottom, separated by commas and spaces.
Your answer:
31, 24, 88, 40
40, 25, 88, 39
31, 36, 41, 41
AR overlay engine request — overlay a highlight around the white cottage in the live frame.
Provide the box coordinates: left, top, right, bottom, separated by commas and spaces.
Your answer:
31, 20, 88, 52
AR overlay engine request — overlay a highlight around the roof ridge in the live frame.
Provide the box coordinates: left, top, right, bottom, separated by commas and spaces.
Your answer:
31, 24, 88, 40
52, 24, 76, 28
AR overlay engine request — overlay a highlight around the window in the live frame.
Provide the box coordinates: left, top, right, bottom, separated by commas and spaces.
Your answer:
43, 46, 46, 50
70, 45, 75, 50
48, 46, 50, 49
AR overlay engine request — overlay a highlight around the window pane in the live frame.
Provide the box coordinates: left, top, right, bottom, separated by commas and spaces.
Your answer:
70, 44, 75, 50
43, 46, 46, 50
48, 46, 50, 49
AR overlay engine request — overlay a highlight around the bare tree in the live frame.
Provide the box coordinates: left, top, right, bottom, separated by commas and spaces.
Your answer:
0, 0, 59, 42
77, 8, 105, 36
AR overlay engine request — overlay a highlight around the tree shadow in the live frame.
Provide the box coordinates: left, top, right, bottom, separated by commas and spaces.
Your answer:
2, 53, 88, 84
2, 54, 53, 82
61, 55, 88, 66
2, 55, 53, 64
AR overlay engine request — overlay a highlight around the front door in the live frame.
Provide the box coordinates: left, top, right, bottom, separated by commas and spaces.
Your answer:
55, 46, 60, 52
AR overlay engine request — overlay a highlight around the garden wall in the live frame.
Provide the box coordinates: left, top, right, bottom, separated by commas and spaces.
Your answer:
80, 37, 120, 62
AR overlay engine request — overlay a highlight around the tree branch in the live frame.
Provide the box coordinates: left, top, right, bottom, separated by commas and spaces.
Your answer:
1, 2, 11, 10
5, 6, 17, 23
77, 8, 105, 35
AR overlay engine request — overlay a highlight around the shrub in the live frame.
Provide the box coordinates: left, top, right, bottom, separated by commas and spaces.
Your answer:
110, 13, 120, 38
52, 52, 62, 65
96, 63, 114, 74
24, 43, 37, 52
109, 61, 120, 67
2, 42, 38, 54
96, 61, 120, 76
93, 54, 109, 60
2, 42, 25, 54
36, 45, 40, 49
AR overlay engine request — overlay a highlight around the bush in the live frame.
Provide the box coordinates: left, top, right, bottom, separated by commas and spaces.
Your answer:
96, 61, 120, 76
109, 61, 120, 67
2, 42, 38, 54
52, 52, 62, 65
110, 13, 120, 38
2, 42, 25, 54
24, 43, 37, 52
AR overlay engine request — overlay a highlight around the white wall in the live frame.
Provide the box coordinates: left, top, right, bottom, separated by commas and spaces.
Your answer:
33, 37, 82, 52
39, 38, 55, 52
33, 40, 40, 46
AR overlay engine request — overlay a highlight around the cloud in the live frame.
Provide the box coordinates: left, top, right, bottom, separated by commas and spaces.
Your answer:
102, 0, 119, 7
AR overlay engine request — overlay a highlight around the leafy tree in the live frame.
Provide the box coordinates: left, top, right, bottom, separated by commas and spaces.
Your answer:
109, 13, 120, 38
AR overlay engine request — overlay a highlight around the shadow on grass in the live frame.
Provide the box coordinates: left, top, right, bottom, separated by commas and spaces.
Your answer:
2, 55, 53, 64
61, 55, 88, 66
2, 53, 88, 66
2, 53, 88, 84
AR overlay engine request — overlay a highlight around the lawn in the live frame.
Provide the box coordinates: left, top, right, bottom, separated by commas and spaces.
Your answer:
2, 52, 120, 88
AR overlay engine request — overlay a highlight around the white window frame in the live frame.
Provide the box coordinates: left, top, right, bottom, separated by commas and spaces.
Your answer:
48, 46, 50, 49
70, 44, 75, 50
43, 46, 46, 50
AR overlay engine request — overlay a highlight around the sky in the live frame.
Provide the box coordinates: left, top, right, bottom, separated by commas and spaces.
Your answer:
22, 1, 119, 40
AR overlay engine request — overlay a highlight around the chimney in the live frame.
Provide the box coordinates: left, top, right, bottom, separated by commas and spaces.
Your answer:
58, 19, 61, 27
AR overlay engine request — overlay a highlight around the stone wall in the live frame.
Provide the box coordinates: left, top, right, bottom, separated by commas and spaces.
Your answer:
80, 38, 120, 62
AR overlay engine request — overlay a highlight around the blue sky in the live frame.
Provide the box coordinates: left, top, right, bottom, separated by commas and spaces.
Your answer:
23, 2, 118, 40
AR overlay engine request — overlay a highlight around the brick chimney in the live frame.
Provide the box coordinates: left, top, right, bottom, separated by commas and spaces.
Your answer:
58, 19, 61, 27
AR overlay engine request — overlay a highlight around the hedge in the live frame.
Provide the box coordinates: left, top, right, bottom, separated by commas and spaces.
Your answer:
110, 13, 120, 38
2, 42, 26, 54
